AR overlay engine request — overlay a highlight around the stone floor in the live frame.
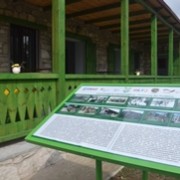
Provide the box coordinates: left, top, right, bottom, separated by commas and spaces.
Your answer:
30, 153, 122, 180
0, 141, 122, 180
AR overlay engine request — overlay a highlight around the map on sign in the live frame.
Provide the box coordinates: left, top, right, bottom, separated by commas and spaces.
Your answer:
33, 85, 180, 167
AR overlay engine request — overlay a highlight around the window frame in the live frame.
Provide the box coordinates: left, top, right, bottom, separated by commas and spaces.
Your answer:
10, 24, 39, 72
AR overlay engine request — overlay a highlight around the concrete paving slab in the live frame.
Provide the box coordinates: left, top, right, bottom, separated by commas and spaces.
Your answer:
30, 153, 122, 180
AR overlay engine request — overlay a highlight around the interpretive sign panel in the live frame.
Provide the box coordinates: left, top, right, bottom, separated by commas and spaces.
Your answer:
26, 84, 180, 176
34, 114, 180, 167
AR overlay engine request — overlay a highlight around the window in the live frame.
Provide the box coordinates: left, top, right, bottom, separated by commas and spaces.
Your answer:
129, 50, 140, 75
107, 44, 121, 74
66, 34, 96, 74
66, 38, 85, 74
10, 24, 39, 72
158, 56, 168, 75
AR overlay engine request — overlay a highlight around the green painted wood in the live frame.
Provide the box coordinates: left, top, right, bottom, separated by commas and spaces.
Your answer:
173, 41, 180, 76
107, 44, 120, 74
168, 29, 174, 76
96, 160, 102, 180
86, 41, 97, 74
0, 85, 8, 126
151, 15, 157, 76
52, 0, 65, 103
0, 73, 58, 80
49, 81, 56, 110
7, 83, 18, 124
26, 83, 180, 179
121, 0, 129, 79
34, 82, 43, 119
142, 171, 148, 180
177, 41, 180, 76
0, 80, 57, 143
18, 84, 27, 121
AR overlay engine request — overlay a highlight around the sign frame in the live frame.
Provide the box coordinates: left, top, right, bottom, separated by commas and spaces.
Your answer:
26, 83, 180, 180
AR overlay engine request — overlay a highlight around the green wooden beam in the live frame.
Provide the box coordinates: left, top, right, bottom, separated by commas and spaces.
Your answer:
121, 0, 129, 77
52, 0, 65, 103
151, 15, 157, 76
168, 29, 174, 76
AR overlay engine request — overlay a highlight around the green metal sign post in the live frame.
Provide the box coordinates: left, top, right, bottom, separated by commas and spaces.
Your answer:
26, 84, 180, 180
96, 160, 102, 180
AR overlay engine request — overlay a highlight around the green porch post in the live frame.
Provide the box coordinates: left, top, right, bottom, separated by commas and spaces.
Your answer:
151, 15, 157, 77
177, 40, 180, 76
121, 0, 129, 79
52, 0, 66, 103
168, 29, 174, 76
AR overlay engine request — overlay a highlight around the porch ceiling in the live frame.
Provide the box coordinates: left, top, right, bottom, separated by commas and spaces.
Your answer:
25, 0, 180, 41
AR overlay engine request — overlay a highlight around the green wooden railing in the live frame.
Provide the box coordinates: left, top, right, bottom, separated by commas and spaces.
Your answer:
65, 74, 180, 96
0, 73, 58, 143
1, 73, 180, 143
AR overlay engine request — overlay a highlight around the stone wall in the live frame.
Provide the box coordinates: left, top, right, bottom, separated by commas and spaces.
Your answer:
67, 18, 120, 72
0, 22, 9, 72
0, 0, 51, 72
0, 0, 120, 73
0, 0, 154, 74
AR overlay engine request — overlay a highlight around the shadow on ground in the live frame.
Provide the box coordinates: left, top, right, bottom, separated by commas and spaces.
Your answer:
30, 153, 121, 180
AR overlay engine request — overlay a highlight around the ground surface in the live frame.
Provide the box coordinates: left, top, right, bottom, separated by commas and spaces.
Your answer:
111, 167, 177, 180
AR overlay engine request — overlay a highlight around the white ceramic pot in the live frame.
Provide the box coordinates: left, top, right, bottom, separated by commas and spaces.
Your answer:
12, 67, 21, 74
136, 71, 140, 76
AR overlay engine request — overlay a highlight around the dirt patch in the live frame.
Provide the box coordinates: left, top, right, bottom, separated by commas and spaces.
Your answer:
111, 167, 177, 180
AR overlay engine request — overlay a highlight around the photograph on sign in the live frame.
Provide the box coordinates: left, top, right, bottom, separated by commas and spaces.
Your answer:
59, 104, 81, 113
78, 106, 99, 115
127, 97, 151, 107
143, 111, 169, 124
70, 94, 89, 103
99, 107, 121, 118
150, 98, 175, 108
106, 96, 128, 105
119, 109, 144, 121
171, 113, 180, 125
87, 95, 108, 103
175, 99, 180, 110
